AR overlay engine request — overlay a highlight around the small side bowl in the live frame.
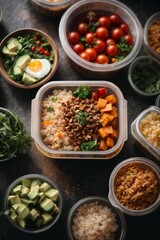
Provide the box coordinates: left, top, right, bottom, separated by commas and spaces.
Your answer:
128, 55, 160, 97
0, 28, 58, 89
143, 12, 160, 61
4, 174, 63, 233
108, 157, 160, 216
67, 196, 126, 240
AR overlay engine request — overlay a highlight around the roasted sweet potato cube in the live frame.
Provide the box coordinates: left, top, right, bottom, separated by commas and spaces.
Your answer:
104, 113, 114, 121
105, 94, 117, 105
97, 98, 107, 109
100, 113, 110, 127
110, 108, 118, 119
111, 129, 119, 139
100, 103, 113, 112
105, 125, 114, 135
106, 137, 115, 148
98, 139, 108, 150
111, 118, 118, 128
98, 127, 108, 139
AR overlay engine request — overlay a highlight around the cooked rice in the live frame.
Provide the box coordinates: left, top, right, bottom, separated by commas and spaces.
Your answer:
72, 201, 118, 240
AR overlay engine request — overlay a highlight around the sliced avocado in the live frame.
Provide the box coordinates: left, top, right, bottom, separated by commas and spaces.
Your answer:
45, 188, 59, 201
8, 195, 21, 205
29, 208, 40, 221
22, 178, 31, 187
7, 42, 18, 52
15, 54, 31, 69
13, 65, 22, 77
22, 72, 37, 85
2, 45, 17, 57
12, 203, 22, 211
40, 197, 54, 212
40, 182, 51, 192
7, 37, 22, 51
42, 213, 53, 225
16, 204, 30, 219
12, 185, 22, 195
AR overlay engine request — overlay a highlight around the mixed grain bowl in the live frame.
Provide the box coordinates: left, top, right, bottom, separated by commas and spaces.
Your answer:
31, 81, 127, 159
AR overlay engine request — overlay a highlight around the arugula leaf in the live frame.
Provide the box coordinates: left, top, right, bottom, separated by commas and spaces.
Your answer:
80, 140, 98, 151
73, 86, 91, 99
75, 112, 89, 125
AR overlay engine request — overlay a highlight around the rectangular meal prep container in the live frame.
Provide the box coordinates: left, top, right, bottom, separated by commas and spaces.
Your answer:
131, 106, 160, 161
31, 81, 127, 159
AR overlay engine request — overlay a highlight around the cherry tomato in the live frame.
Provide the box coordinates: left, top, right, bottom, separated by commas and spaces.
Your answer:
31, 46, 36, 52
85, 32, 95, 44
33, 35, 38, 41
68, 31, 80, 44
86, 11, 97, 22
36, 40, 41, 46
92, 92, 99, 101
44, 50, 50, 56
120, 23, 129, 34
38, 47, 44, 54
111, 28, 123, 40
98, 16, 110, 28
97, 88, 107, 98
124, 34, 133, 45
85, 48, 97, 61
73, 43, 84, 54
79, 51, 90, 61
77, 22, 89, 35
96, 27, 109, 40
93, 39, 106, 53
96, 54, 109, 64
109, 13, 121, 26
106, 38, 116, 46
106, 44, 118, 57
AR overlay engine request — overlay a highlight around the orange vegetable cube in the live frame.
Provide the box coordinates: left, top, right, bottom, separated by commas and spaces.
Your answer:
110, 108, 118, 119
111, 129, 119, 139
97, 98, 107, 109
100, 103, 113, 112
111, 118, 118, 128
105, 125, 114, 135
104, 113, 114, 122
100, 113, 110, 127
106, 137, 115, 148
105, 94, 117, 105
98, 127, 108, 139
99, 140, 108, 150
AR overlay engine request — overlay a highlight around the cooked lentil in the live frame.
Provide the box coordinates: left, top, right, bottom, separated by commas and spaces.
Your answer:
139, 111, 160, 149
148, 19, 160, 55
114, 162, 159, 210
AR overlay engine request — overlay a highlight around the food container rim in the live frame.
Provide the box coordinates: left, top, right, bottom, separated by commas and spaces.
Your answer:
33, 0, 76, 6
31, 80, 128, 157
59, 0, 142, 72
4, 173, 63, 234
108, 157, 160, 216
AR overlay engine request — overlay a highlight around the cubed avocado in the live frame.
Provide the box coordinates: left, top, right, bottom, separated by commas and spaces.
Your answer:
20, 186, 29, 197
40, 197, 54, 212
2, 46, 17, 57
40, 182, 51, 192
22, 72, 37, 85
39, 192, 45, 202
45, 188, 59, 201
31, 179, 42, 188
7, 42, 18, 52
12, 185, 22, 195
7, 37, 22, 51
16, 204, 30, 219
9, 210, 18, 222
29, 208, 40, 221
42, 213, 53, 225
21, 178, 31, 187
8, 195, 21, 205
27, 185, 39, 200
12, 203, 23, 211
15, 54, 31, 69
18, 219, 26, 228
52, 203, 59, 214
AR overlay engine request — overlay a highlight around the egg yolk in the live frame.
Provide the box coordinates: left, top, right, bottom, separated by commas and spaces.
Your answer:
28, 60, 42, 72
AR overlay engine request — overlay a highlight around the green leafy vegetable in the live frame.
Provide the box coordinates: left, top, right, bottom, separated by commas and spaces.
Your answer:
75, 112, 89, 125
80, 140, 98, 151
0, 109, 32, 161
115, 37, 133, 62
73, 86, 91, 99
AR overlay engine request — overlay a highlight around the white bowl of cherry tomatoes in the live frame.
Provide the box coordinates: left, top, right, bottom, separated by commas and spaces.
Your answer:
59, 0, 142, 79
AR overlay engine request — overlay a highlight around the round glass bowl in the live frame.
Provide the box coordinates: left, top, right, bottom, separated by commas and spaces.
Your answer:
0, 28, 58, 89
4, 174, 63, 233
143, 12, 160, 61
30, 0, 79, 16
67, 196, 126, 240
59, 0, 142, 79
128, 55, 160, 97
0, 107, 31, 162
108, 157, 160, 216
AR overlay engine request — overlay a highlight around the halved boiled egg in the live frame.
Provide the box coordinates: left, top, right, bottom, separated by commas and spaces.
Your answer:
25, 59, 51, 78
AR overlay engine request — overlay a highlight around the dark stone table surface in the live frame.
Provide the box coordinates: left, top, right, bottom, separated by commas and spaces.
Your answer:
0, 0, 160, 239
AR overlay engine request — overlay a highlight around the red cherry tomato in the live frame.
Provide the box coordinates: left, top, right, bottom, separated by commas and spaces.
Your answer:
85, 48, 97, 61
98, 16, 110, 28
44, 50, 50, 56
92, 92, 99, 101
109, 13, 121, 26
38, 47, 44, 54
106, 44, 118, 57
96, 27, 109, 40
93, 39, 106, 53
31, 46, 36, 52
33, 35, 38, 41
111, 28, 123, 41
36, 40, 41, 46
96, 54, 109, 64
85, 32, 95, 44
106, 38, 116, 46
77, 22, 89, 35
73, 43, 84, 54
97, 88, 107, 98
79, 51, 90, 61
124, 34, 133, 45
120, 23, 129, 34
68, 31, 80, 44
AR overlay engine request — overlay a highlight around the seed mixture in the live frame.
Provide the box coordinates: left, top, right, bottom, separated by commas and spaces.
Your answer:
72, 201, 118, 240
148, 19, 160, 55
114, 162, 159, 210
139, 111, 160, 149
